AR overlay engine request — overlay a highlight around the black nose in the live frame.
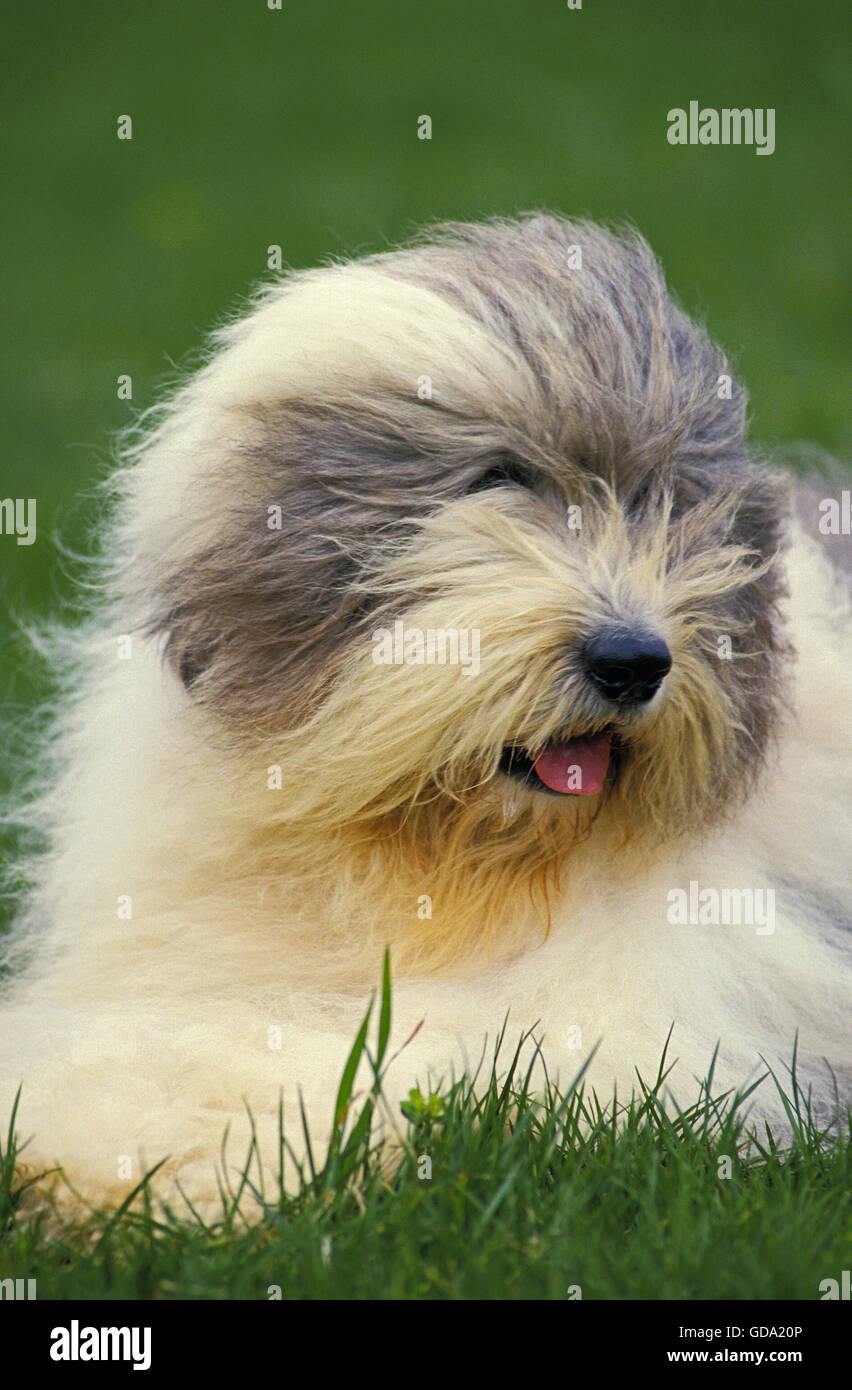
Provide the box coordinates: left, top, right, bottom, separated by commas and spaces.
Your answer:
582, 629, 672, 705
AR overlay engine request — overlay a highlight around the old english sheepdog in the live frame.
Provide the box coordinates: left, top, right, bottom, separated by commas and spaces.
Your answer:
2, 215, 850, 1216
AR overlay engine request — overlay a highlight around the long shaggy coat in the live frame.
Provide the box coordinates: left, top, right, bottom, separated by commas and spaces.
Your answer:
2, 216, 850, 1215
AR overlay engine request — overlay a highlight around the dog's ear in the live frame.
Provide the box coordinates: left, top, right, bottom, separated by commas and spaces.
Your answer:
148, 491, 368, 723
729, 463, 791, 561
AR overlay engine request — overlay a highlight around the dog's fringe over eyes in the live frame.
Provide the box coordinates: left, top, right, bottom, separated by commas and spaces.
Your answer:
1, 213, 849, 1219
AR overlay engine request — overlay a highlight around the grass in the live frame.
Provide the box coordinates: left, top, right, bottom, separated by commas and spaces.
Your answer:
1, 959, 849, 1300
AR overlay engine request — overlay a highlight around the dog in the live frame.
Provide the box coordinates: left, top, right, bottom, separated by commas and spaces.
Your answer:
2, 214, 850, 1218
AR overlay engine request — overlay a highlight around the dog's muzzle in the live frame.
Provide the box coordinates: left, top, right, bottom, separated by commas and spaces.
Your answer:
499, 627, 672, 798
582, 628, 671, 706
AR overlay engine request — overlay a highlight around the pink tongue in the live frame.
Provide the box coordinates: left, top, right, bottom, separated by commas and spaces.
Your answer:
533, 733, 612, 795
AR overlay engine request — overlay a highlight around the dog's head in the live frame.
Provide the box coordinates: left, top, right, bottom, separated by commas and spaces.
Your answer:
129, 216, 790, 935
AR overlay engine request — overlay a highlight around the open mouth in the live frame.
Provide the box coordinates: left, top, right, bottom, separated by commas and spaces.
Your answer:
499, 730, 615, 796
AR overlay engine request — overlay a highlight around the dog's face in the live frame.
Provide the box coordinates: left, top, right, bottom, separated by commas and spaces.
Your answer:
138, 216, 789, 912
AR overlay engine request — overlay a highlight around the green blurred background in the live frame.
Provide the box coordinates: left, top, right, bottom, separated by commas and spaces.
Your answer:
1, 0, 850, 692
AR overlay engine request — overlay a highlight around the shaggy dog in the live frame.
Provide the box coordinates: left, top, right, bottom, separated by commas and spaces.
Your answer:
1, 214, 850, 1217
